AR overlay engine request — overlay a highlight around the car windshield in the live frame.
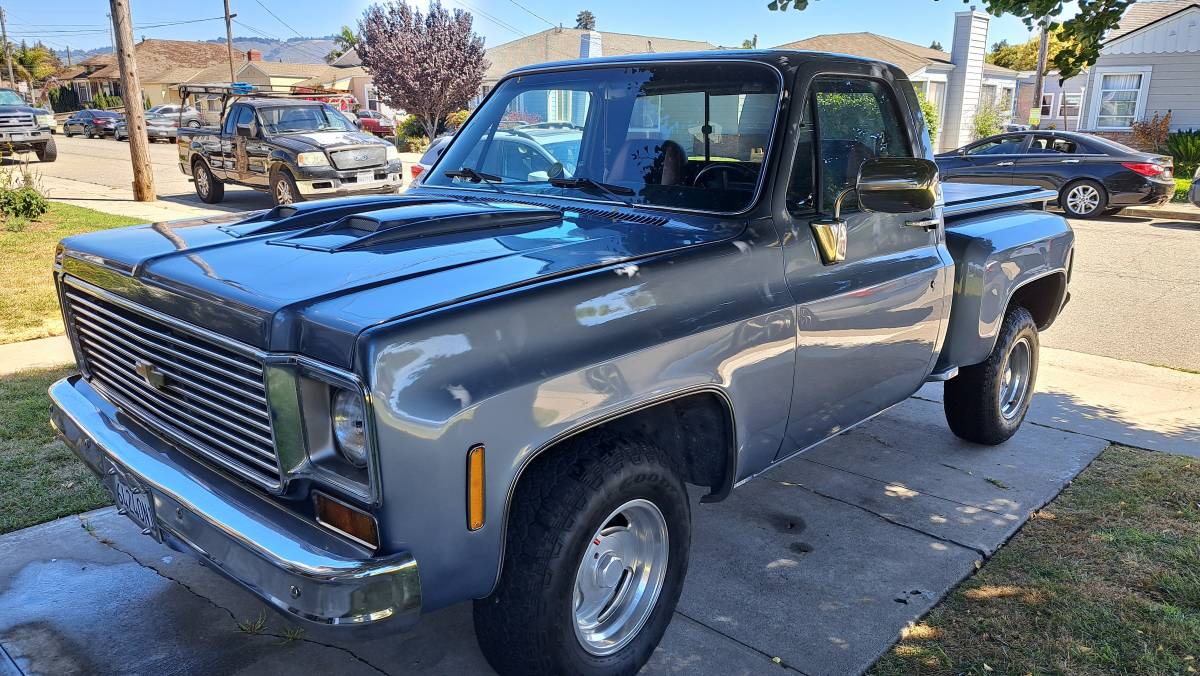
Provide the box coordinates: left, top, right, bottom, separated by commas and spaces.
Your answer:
258, 104, 357, 134
94, 111, 120, 118
0, 90, 24, 106
424, 62, 781, 213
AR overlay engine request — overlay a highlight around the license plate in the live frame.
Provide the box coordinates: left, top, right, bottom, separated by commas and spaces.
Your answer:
357, 171, 376, 184
110, 464, 160, 541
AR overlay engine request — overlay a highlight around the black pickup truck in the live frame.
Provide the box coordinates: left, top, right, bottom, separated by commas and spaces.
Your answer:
0, 88, 57, 162
177, 98, 402, 206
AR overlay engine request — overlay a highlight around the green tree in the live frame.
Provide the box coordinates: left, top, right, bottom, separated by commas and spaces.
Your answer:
916, 89, 939, 146
575, 10, 596, 30
986, 29, 1079, 73
973, 101, 1005, 140
742, 34, 759, 49
11, 42, 59, 89
325, 25, 360, 63
768, 0, 1133, 79
929, 40, 943, 51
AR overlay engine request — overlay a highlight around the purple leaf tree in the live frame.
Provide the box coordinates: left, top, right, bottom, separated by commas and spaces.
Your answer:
358, 0, 488, 141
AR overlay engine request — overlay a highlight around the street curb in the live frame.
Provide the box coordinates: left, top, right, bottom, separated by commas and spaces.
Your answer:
1123, 205, 1200, 222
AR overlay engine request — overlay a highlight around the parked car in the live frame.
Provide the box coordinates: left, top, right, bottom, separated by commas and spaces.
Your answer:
937, 130, 1174, 218
410, 134, 452, 182
0, 87, 56, 161
178, 98, 402, 205
146, 104, 203, 127
115, 113, 179, 142
1192, 167, 1200, 207
63, 109, 122, 138
50, 51, 1073, 676
355, 109, 395, 137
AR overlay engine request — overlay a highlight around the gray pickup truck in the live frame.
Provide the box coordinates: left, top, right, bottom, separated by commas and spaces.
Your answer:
0, 88, 57, 162
177, 97, 402, 206
50, 51, 1071, 675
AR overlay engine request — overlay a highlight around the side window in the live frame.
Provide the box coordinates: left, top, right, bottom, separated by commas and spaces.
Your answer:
966, 135, 1024, 155
223, 105, 243, 135
1030, 135, 1077, 154
811, 77, 911, 212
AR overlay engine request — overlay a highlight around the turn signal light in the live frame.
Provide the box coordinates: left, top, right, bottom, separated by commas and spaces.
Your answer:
314, 492, 379, 550
467, 445, 486, 531
1121, 162, 1166, 177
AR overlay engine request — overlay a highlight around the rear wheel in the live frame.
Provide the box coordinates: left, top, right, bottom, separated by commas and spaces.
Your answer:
34, 138, 57, 162
474, 433, 690, 676
187, 119, 201, 128
1060, 179, 1107, 218
944, 306, 1039, 445
192, 159, 225, 204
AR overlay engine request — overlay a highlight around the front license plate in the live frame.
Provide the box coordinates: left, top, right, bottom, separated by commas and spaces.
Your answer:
110, 465, 160, 541
357, 170, 376, 184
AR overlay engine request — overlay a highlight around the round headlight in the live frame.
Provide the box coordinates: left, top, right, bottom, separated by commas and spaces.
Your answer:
331, 389, 368, 467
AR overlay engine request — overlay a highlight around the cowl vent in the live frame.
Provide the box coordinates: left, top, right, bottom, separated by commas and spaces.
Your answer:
268, 200, 562, 252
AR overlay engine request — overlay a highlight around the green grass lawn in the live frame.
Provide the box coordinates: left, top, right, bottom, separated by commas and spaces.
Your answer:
0, 366, 111, 535
0, 203, 142, 345
872, 445, 1200, 675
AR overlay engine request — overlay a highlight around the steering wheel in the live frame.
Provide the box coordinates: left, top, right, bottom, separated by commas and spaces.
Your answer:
692, 163, 758, 189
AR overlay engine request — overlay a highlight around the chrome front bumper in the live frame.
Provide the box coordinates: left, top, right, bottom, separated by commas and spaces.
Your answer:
49, 375, 421, 628
296, 173, 402, 198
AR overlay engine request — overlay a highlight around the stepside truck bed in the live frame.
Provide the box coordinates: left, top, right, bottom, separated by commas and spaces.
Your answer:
942, 183, 1058, 220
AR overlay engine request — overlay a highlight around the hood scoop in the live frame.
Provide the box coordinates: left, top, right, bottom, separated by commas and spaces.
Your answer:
268, 199, 562, 252
221, 195, 455, 238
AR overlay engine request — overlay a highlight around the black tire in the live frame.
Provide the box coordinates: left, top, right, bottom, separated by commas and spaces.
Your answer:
34, 138, 57, 162
192, 159, 225, 204
944, 306, 1039, 445
64, 128, 73, 138
474, 433, 691, 676
270, 170, 303, 206
1059, 179, 1108, 218
187, 119, 201, 128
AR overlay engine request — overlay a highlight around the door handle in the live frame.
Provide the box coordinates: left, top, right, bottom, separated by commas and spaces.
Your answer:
996, 161, 1014, 166
904, 217, 940, 231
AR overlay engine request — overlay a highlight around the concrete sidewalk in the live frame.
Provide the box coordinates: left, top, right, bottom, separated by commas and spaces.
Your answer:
1, 349, 1197, 675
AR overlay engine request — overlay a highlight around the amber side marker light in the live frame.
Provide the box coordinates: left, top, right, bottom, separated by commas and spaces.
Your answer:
467, 445, 486, 531
314, 492, 379, 550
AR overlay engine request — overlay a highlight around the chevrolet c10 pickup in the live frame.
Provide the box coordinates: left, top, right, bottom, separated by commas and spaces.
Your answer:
50, 50, 1072, 675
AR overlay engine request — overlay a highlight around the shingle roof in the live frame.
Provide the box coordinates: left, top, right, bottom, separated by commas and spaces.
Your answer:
1105, 0, 1200, 42
292, 66, 367, 89
484, 28, 716, 80
773, 32, 1017, 77
85, 39, 244, 80
243, 61, 343, 78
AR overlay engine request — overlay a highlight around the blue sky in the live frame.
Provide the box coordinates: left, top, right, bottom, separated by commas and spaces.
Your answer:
4, 0, 1077, 56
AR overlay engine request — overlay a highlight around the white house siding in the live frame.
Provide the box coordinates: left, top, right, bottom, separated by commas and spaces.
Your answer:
941, 10, 990, 151
1082, 52, 1200, 131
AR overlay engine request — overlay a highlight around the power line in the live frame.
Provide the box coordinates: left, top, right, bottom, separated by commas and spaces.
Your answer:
506, 0, 556, 28
251, 0, 306, 41
6, 15, 228, 37
231, 19, 331, 63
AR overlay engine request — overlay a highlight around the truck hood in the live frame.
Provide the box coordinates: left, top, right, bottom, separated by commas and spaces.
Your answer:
0, 104, 50, 115
272, 130, 387, 153
59, 194, 736, 368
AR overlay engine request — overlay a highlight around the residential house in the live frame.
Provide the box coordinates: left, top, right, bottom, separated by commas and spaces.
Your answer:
1076, 0, 1200, 144
776, 14, 1022, 152
1013, 69, 1088, 131
61, 39, 245, 106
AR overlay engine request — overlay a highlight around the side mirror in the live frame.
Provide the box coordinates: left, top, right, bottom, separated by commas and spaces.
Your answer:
235, 123, 254, 139
856, 157, 939, 214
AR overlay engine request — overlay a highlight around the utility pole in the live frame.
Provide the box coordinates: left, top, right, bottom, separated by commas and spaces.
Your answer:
66, 45, 72, 66
1031, 18, 1050, 129
0, 7, 15, 90
224, 0, 236, 82
109, 0, 155, 201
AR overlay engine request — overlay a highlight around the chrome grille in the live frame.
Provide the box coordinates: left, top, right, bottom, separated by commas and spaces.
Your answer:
0, 113, 34, 128
63, 281, 281, 489
329, 146, 387, 170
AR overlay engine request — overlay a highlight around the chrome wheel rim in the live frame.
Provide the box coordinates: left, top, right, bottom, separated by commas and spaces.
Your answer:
572, 498, 669, 656
195, 167, 210, 198
1000, 336, 1032, 420
275, 179, 293, 204
1066, 185, 1100, 215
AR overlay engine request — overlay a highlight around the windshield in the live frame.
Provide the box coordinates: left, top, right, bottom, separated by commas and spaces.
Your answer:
424, 62, 781, 213
0, 90, 23, 106
258, 104, 357, 134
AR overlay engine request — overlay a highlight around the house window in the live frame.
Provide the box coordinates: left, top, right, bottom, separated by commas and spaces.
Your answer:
1061, 93, 1081, 118
1096, 73, 1143, 128
1040, 94, 1055, 117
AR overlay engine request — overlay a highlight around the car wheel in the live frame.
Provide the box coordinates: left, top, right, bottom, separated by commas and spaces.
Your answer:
1060, 179, 1107, 218
187, 120, 201, 128
944, 306, 1039, 445
34, 138, 57, 162
192, 159, 225, 204
64, 128, 73, 138
271, 170, 302, 206
474, 432, 690, 676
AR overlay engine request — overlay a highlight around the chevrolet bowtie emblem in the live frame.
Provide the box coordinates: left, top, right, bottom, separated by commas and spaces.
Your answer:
134, 359, 167, 390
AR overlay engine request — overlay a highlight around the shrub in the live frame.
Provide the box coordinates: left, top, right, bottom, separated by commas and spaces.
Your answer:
1132, 111, 1171, 152
972, 102, 1005, 141
399, 135, 429, 153
397, 114, 425, 139
1172, 178, 1190, 204
915, 90, 939, 147
1165, 129, 1200, 177
0, 165, 48, 224
445, 109, 470, 132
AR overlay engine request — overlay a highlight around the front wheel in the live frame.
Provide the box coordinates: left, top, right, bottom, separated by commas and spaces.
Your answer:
34, 138, 57, 162
1060, 179, 1107, 218
474, 433, 690, 676
944, 306, 1039, 445
271, 170, 303, 206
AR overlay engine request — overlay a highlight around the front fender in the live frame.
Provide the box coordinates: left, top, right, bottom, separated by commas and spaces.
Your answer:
936, 209, 1073, 370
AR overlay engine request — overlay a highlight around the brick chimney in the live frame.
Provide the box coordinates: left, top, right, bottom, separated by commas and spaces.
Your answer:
247, 49, 262, 62
941, 8, 990, 151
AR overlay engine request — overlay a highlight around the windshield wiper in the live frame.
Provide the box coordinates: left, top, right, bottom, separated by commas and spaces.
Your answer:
444, 167, 506, 193
548, 176, 634, 206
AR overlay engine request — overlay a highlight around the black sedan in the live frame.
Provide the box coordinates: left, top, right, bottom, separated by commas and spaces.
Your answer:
62, 109, 123, 139
937, 130, 1174, 218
